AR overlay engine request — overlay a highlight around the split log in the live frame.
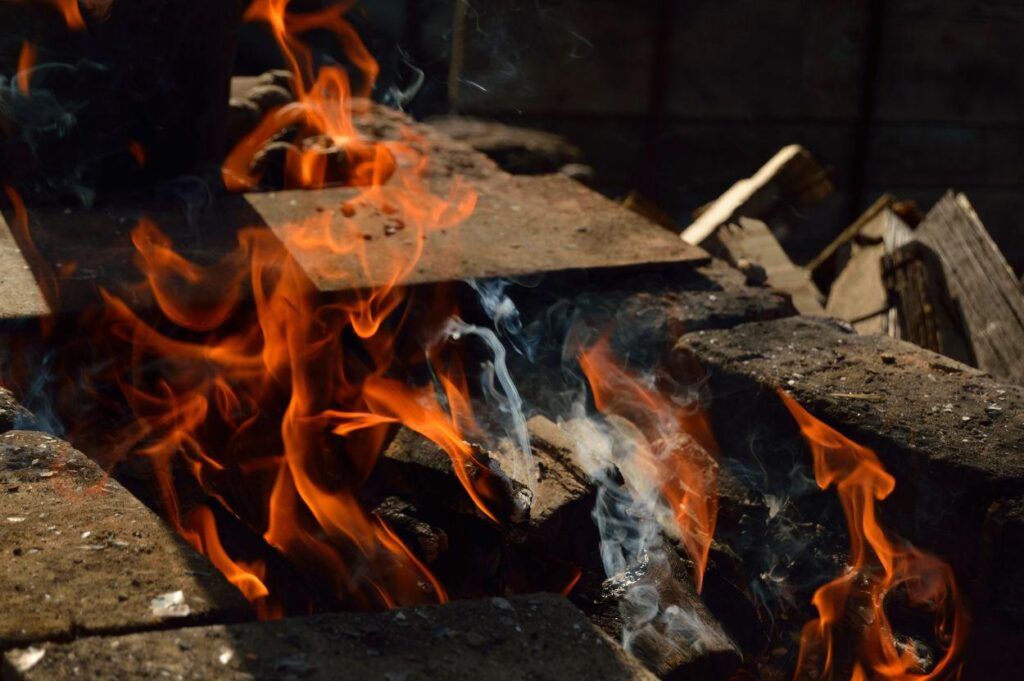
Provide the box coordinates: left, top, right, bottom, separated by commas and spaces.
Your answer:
882, 241, 974, 364
827, 200, 914, 335
371, 426, 529, 523
579, 538, 742, 681
682, 145, 833, 261
371, 496, 449, 564
374, 416, 742, 679
911, 191, 1024, 385
702, 217, 824, 315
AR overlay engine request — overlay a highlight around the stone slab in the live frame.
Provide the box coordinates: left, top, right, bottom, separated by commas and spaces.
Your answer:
510, 259, 796, 381
0, 388, 36, 433
0, 430, 250, 648
3, 594, 656, 681
0, 214, 49, 322
676, 315, 1024, 577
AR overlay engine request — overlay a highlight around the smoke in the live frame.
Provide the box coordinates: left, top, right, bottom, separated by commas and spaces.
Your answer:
434, 315, 536, 487
465, 277, 540, 360
458, 278, 728, 657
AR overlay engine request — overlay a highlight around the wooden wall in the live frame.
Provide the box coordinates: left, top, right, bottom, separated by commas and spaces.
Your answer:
444, 0, 1024, 271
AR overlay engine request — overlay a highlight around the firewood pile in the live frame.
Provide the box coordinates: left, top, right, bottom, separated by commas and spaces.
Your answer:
679, 144, 1024, 388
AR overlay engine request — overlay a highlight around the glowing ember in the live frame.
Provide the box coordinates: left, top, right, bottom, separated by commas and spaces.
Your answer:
779, 390, 967, 680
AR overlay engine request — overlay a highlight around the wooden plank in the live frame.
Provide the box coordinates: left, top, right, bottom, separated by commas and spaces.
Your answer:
807, 193, 895, 274
913, 191, 1024, 384
703, 217, 824, 316
867, 186, 1024, 276
254, 174, 706, 292
682, 145, 833, 249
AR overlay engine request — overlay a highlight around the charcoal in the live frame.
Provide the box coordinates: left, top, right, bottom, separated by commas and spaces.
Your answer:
371, 496, 449, 564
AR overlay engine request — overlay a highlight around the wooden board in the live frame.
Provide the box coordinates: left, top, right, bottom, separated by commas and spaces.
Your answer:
882, 240, 974, 364
913, 191, 1024, 385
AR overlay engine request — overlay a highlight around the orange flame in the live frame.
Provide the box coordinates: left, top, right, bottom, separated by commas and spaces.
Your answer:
779, 390, 967, 680
180, 505, 276, 617
75, 0, 498, 615
222, 0, 385, 192
579, 338, 719, 591
54, 0, 85, 29
16, 41, 36, 95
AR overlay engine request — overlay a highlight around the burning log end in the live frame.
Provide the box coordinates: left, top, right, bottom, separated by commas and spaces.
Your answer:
371, 496, 449, 564
246, 84, 296, 115
581, 541, 742, 681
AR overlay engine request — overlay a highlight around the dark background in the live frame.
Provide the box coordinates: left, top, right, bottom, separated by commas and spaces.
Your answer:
298, 0, 1022, 273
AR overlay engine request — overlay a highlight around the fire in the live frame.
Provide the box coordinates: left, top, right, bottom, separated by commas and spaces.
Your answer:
15, 41, 35, 95
579, 338, 719, 591
26, 0, 504, 616
780, 391, 967, 680
52, 0, 84, 29
222, 0, 384, 192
